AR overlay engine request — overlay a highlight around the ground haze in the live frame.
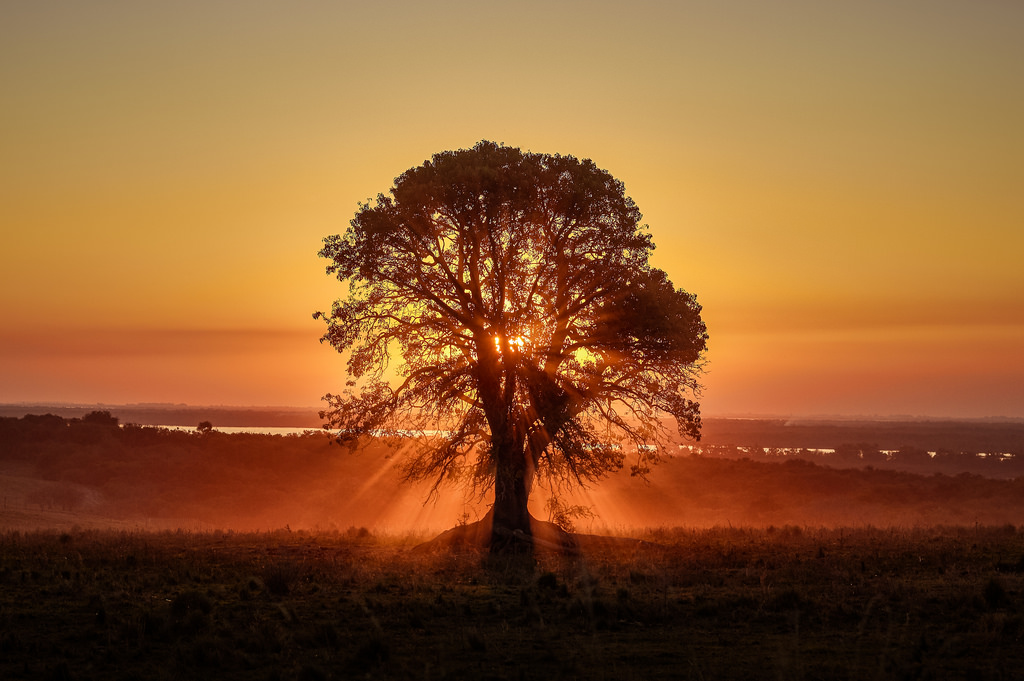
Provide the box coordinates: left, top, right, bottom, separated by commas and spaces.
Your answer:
3, 414, 1023, 678
2, 414, 1024, 532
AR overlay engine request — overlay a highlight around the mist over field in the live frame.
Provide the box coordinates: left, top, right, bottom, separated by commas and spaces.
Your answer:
3, 410, 1022, 534
4, 411, 1024, 680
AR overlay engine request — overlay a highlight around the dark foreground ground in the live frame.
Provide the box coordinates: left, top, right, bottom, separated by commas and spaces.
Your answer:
1, 526, 1023, 681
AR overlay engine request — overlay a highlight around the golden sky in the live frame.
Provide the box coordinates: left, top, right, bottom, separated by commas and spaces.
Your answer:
2, 1, 1022, 417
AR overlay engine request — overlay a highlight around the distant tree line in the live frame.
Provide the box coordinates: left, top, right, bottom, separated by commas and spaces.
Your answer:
0, 412, 336, 527
681, 442, 1022, 479
2, 413, 1023, 529
698, 418, 1024, 458
2, 413, 1020, 481
0, 405, 321, 428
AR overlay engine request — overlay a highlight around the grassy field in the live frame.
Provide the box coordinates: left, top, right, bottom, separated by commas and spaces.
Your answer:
1, 525, 1022, 680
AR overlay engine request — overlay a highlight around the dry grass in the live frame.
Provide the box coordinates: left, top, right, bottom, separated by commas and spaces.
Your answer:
1, 525, 1022, 680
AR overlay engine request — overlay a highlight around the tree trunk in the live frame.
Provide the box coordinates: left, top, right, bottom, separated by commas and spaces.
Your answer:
489, 439, 532, 553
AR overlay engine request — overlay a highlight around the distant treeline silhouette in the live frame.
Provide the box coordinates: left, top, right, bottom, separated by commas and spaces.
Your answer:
693, 418, 1023, 479
700, 417, 1024, 455
0, 413, 339, 527
2, 413, 1024, 529
684, 442, 1023, 479
0, 404, 321, 428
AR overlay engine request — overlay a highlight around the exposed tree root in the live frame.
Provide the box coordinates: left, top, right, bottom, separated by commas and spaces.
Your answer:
411, 511, 657, 557
411, 511, 575, 555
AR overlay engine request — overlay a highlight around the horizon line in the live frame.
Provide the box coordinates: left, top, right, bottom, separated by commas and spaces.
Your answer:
1, 401, 1021, 424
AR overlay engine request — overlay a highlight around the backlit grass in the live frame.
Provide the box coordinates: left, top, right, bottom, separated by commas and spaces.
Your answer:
1, 525, 1021, 680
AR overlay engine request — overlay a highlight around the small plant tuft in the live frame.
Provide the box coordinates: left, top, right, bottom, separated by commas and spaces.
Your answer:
262, 562, 299, 597
984, 578, 1009, 609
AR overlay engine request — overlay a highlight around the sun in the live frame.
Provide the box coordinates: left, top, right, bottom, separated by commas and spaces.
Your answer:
493, 334, 528, 354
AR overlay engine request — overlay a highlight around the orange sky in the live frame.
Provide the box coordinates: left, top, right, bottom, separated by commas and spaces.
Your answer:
1, 1, 1022, 418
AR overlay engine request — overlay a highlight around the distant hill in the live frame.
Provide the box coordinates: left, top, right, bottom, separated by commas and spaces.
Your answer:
699, 417, 1024, 456
2, 405, 1022, 450
0, 404, 322, 428
2, 414, 1023, 532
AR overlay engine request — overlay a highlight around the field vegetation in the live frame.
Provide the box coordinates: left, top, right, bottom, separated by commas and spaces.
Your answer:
3, 413, 1024, 678
1, 525, 1022, 680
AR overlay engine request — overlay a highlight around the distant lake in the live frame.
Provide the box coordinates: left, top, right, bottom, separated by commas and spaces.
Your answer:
155, 425, 323, 436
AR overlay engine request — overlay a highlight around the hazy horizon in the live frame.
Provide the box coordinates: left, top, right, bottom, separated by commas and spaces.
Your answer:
2, 401, 1022, 425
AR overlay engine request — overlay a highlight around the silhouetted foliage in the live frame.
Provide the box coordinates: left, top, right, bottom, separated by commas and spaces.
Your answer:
81, 410, 119, 428
698, 418, 1024, 461
316, 141, 707, 549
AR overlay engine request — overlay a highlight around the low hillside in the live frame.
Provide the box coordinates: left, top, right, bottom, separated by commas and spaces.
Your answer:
2, 413, 1023, 532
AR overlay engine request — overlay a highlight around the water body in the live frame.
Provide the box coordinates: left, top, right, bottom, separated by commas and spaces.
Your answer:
155, 425, 323, 436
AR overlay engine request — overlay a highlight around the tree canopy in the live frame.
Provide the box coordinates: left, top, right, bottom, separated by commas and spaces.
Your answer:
316, 141, 707, 549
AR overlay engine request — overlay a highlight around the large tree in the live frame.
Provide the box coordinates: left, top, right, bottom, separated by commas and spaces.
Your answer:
316, 141, 707, 551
